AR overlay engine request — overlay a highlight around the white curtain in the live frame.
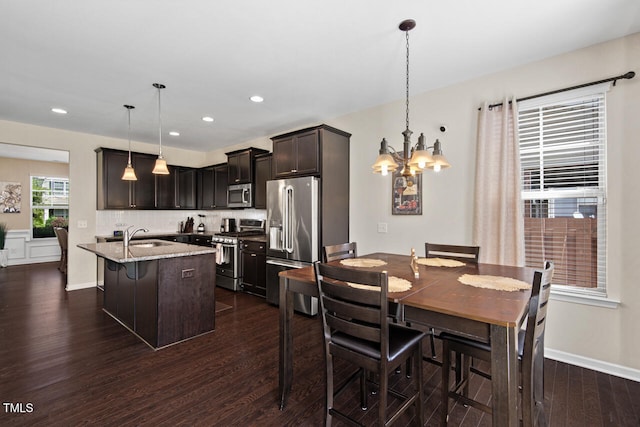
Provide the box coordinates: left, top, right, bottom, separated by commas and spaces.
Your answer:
473, 98, 525, 266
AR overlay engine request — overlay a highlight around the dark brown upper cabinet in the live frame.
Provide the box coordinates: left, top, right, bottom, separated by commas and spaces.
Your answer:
253, 153, 272, 209
197, 163, 228, 209
96, 148, 156, 209
226, 147, 269, 185
271, 124, 351, 179
156, 166, 196, 209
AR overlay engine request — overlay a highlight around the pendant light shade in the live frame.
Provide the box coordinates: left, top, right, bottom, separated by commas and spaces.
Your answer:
121, 105, 138, 181
152, 83, 170, 175
372, 138, 400, 176
426, 139, 451, 172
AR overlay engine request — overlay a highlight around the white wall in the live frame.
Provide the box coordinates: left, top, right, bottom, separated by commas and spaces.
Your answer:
0, 32, 637, 377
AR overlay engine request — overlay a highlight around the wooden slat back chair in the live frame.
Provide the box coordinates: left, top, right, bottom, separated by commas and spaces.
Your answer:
440, 261, 554, 427
54, 227, 68, 274
421, 243, 480, 362
425, 243, 480, 264
322, 242, 357, 262
314, 262, 425, 426
323, 242, 403, 323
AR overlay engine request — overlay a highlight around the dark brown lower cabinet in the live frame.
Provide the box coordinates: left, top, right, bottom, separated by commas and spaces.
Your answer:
102, 254, 216, 348
240, 240, 266, 297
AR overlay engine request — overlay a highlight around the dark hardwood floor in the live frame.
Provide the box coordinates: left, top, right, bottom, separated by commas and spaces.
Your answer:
1, 262, 639, 426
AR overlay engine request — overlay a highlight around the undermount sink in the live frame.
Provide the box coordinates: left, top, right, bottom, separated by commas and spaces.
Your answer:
129, 241, 171, 248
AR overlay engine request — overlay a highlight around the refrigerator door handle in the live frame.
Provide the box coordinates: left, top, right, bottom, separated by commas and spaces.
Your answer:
283, 185, 294, 253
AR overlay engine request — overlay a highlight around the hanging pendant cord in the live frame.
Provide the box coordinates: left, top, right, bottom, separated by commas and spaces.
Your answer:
481, 71, 635, 110
158, 87, 163, 157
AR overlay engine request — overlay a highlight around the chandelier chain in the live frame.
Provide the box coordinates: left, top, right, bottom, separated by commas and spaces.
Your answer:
405, 29, 410, 132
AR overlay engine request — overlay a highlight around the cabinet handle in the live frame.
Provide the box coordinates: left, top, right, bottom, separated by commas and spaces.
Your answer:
251, 253, 256, 257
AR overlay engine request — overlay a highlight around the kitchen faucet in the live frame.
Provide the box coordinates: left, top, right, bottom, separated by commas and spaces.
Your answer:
123, 226, 149, 248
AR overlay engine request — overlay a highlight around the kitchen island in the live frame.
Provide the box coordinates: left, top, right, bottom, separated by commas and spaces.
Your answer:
78, 240, 217, 349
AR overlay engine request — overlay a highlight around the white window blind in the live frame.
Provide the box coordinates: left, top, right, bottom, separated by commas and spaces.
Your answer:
518, 83, 608, 293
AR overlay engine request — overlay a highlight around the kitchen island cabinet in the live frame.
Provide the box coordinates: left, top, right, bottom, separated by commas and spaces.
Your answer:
79, 240, 216, 349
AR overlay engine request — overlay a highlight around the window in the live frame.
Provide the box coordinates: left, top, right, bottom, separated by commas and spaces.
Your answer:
518, 84, 608, 294
31, 176, 69, 238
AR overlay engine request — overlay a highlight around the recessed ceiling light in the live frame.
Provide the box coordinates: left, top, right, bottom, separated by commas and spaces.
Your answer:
51, 108, 67, 114
202, 116, 214, 122
169, 131, 180, 136
250, 95, 264, 103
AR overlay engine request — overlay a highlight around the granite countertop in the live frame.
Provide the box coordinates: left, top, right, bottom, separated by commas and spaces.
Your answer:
78, 239, 216, 263
96, 232, 214, 241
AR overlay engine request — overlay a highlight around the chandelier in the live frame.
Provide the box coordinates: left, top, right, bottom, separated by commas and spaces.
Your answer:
372, 19, 450, 177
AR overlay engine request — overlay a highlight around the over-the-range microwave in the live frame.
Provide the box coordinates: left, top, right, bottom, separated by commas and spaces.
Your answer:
227, 183, 253, 208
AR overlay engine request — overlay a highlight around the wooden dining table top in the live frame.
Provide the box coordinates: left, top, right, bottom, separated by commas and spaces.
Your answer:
280, 252, 535, 328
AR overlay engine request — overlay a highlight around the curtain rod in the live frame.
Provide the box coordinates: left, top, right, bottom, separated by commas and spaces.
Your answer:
479, 70, 635, 110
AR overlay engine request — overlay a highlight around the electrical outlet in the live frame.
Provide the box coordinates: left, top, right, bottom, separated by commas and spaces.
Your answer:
77, 220, 88, 229
377, 223, 388, 233
181, 268, 195, 279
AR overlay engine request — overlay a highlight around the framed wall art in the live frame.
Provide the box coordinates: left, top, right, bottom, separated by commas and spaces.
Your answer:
391, 172, 421, 215
0, 181, 21, 213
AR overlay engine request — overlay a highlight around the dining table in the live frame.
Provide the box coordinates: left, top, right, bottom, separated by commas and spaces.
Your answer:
278, 252, 535, 427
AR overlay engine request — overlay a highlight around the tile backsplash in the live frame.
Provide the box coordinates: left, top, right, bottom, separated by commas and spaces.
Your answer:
96, 209, 266, 237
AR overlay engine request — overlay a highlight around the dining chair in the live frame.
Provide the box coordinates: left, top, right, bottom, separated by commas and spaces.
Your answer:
322, 242, 357, 262
420, 243, 480, 363
440, 261, 554, 427
425, 243, 480, 264
54, 227, 68, 275
314, 261, 425, 426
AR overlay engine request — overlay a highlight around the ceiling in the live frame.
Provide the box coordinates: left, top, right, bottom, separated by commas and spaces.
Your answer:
2, 0, 639, 153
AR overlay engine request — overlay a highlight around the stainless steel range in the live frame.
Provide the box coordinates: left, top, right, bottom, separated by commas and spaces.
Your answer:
212, 218, 264, 291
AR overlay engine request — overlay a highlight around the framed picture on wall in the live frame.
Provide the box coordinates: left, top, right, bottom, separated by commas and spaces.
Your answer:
391, 172, 421, 215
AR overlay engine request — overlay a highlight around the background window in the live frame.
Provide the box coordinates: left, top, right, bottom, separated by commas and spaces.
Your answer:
31, 176, 69, 238
518, 85, 607, 293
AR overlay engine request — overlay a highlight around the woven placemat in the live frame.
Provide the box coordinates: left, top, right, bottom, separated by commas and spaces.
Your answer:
458, 274, 531, 292
340, 258, 387, 268
416, 257, 465, 267
347, 276, 412, 293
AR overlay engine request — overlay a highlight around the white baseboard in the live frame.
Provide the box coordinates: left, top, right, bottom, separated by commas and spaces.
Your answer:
66, 281, 97, 291
545, 348, 640, 382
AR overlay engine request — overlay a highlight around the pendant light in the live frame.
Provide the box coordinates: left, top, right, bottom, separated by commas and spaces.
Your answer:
152, 83, 170, 175
121, 105, 138, 181
371, 19, 450, 176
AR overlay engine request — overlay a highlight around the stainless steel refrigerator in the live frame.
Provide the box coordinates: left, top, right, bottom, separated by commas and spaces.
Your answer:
265, 176, 319, 315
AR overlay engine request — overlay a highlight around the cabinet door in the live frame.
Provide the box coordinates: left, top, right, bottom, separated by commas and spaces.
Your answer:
241, 241, 267, 297
177, 168, 196, 209
254, 154, 272, 209
103, 260, 119, 314
273, 136, 295, 178
131, 153, 157, 209
213, 164, 228, 208
197, 167, 215, 209
155, 166, 176, 209
294, 130, 320, 175
241, 248, 257, 289
228, 151, 252, 184
117, 263, 136, 329
135, 260, 158, 347
100, 149, 131, 209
